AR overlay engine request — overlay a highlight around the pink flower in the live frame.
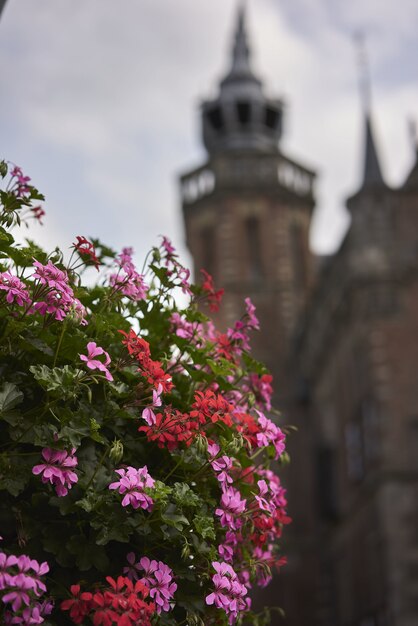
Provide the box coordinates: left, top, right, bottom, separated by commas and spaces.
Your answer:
80, 342, 113, 382
109, 466, 155, 511
32, 447, 78, 497
110, 247, 148, 302
206, 561, 249, 622
211, 455, 233, 487
0, 272, 30, 307
10, 165, 31, 197
31, 259, 85, 324
160, 236, 175, 257
123, 552, 142, 581
244, 297, 259, 330
32, 260, 69, 292
215, 487, 246, 530
255, 410, 286, 459
141, 383, 163, 426
0, 553, 18, 589
138, 558, 177, 614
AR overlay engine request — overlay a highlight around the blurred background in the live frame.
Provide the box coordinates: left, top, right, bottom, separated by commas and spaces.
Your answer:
0, 0, 417, 260
1, 1, 418, 625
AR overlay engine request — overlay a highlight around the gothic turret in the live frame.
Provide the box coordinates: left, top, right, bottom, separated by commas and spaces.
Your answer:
201, 2, 283, 155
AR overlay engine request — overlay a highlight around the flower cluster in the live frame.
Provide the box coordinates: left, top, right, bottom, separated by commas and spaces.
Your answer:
0, 551, 52, 625
1, 165, 291, 626
32, 447, 78, 497
31, 259, 86, 323
9, 165, 32, 198
205, 562, 249, 623
61, 576, 154, 626
120, 330, 173, 393
160, 236, 192, 295
109, 466, 155, 511
137, 557, 177, 614
255, 410, 286, 459
110, 247, 148, 302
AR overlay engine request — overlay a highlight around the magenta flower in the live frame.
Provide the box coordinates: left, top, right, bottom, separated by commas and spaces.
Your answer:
32, 260, 70, 292
205, 561, 249, 622
215, 487, 246, 530
0, 272, 30, 307
138, 558, 177, 614
0, 553, 18, 589
141, 383, 163, 426
32, 447, 78, 497
0, 551, 51, 624
109, 466, 155, 511
211, 455, 233, 486
255, 410, 286, 459
10, 165, 31, 197
79, 341, 113, 382
161, 236, 175, 257
110, 247, 148, 302
123, 552, 142, 581
244, 297, 259, 330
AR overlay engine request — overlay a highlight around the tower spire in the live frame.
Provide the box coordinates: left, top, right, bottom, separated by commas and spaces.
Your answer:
231, 1, 250, 76
221, 0, 260, 87
354, 33, 386, 189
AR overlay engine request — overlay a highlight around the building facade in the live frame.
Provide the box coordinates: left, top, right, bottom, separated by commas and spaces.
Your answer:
180, 5, 418, 626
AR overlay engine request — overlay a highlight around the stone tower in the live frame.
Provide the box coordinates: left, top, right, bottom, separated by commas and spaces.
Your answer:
180, 3, 316, 395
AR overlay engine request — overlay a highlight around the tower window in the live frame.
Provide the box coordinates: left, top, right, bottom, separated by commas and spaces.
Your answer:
207, 107, 224, 131
245, 216, 263, 280
236, 101, 251, 125
265, 106, 279, 129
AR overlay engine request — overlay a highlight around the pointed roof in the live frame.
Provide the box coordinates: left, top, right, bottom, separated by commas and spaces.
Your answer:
361, 112, 386, 189
220, 1, 261, 89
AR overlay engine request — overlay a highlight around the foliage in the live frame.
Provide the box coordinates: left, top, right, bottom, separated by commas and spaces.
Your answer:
0, 161, 290, 626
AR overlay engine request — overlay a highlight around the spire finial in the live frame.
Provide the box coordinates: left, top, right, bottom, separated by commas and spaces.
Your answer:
352, 32, 385, 189
230, 0, 251, 76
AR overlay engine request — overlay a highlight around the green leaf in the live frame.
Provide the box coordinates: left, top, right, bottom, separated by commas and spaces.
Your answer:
193, 514, 216, 540
30, 364, 83, 398
66, 534, 110, 572
161, 504, 190, 531
172, 482, 201, 508
0, 382, 23, 414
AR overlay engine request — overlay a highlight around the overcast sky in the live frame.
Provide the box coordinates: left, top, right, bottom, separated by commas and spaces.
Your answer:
1, 0, 417, 270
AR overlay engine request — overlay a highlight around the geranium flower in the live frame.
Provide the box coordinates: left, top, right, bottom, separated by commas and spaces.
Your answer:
80, 342, 113, 382
32, 447, 78, 497
0, 272, 30, 307
109, 466, 155, 511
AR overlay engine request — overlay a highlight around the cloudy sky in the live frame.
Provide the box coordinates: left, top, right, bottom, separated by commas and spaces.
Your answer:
1, 0, 417, 270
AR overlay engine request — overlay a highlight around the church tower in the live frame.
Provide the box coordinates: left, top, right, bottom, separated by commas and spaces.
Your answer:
180, 3, 316, 393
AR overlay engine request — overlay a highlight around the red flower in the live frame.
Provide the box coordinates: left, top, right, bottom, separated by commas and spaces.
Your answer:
119, 329, 151, 360
200, 269, 224, 312
119, 329, 173, 393
61, 584, 93, 624
73, 236, 100, 270
190, 390, 233, 426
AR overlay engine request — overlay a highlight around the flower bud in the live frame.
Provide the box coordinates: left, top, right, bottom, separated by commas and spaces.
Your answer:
194, 433, 208, 455
109, 439, 124, 464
